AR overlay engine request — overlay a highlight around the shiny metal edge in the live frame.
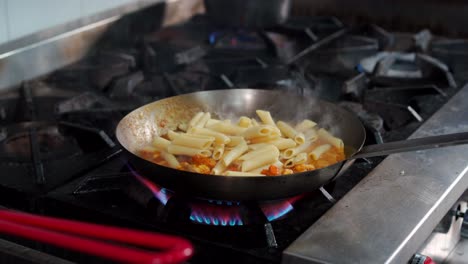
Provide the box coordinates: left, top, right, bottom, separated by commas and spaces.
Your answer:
0, 15, 119, 92
0, 0, 204, 92
0, 0, 163, 54
283, 83, 468, 264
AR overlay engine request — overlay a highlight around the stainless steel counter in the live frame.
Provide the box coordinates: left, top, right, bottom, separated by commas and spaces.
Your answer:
283, 84, 468, 264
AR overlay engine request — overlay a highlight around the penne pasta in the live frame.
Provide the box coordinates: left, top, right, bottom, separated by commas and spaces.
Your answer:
249, 134, 281, 144
160, 151, 180, 168
248, 143, 269, 150
207, 121, 247, 136
194, 112, 211, 128
239, 145, 279, 161
294, 132, 305, 145
317, 128, 344, 148
171, 133, 215, 149
284, 158, 295, 168
283, 141, 313, 159
222, 142, 248, 166
293, 153, 307, 165
140, 109, 346, 176
212, 160, 227, 175
251, 118, 259, 126
276, 121, 296, 138
269, 138, 297, 150
188, 127, 231, 145
277, 121, 305, 144
243, 125, 280, 139
304, 129, 318, 142
166, 130, 178, 140
226, 136, 245, 147
178, 123, 188, 132
206, 118, 221, 127
224, 171, 264, 177
167, 144, 212, 157
309, 144, 332, 160
212, 144, 225, 160
241, 146, 280, 172
295, 119, 317, 132
256, 110, 276, 126
188, 112, 204, 128
248, 160, 283, 173
238, 116, 252, 128
152, 136, 171, 151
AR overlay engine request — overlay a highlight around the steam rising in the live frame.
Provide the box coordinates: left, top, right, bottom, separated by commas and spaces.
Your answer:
210, 68, 344, 138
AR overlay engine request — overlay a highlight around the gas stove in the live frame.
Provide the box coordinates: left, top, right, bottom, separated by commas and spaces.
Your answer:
0, 2, 467, 264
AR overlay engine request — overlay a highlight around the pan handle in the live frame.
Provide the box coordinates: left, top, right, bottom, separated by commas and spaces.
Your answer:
352, 132, 468, 160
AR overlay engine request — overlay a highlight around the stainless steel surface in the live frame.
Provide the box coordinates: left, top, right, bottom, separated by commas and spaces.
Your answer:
445, 238, 468, 264
418, 201, 467, 263
0, 0, 160, 55
352, 132, 468, 159
116, 89, 366, 201
0, 0, 203, 92
283, 84, 468, 264
0, 16, 117, 92
204, 0, 290, 28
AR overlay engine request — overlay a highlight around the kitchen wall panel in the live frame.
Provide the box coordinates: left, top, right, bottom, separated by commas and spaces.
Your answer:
0, 0, 142, 45
0, 0, 8, 43
82, 0, 135, 16
6, 0, 82, 40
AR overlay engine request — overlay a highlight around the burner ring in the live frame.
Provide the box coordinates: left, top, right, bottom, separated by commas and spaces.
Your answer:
0, 122, 82, 161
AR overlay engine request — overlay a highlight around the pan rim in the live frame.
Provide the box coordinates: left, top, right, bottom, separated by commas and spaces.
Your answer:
115, 88, 367, 180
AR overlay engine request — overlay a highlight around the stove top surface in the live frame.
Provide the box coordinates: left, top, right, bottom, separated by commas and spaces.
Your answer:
0, 12, 466, 264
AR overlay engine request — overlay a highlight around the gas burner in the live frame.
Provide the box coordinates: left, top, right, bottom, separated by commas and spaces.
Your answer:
358, 52, 456, 88
364, 85, 447, 129
339, 102, 384, 144
0, 122, 81, 161
48, 51, 135, 91
56, 92, 115, 114
432, 39, 468, 77
0, 84, 73, 124
342, 81, 448, 130
303, 33, 379, 76
278, 16, 344, 38
209, 31, 269, 51
189, 202, 244, 226
130, 173, 307, 226
232, 65, 309, 92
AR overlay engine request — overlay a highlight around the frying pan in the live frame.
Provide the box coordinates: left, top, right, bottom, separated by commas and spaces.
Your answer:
116, 89, 468, 201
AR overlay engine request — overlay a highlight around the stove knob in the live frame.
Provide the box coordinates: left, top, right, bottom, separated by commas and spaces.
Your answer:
410, 254, 436, 264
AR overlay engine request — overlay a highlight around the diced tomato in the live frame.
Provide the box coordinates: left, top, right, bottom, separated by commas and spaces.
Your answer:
191, 155, 217, 169
261, 165, 281, 176
227, 164, 240, 171
269, 165, 280, 175
292, 164, 316, 173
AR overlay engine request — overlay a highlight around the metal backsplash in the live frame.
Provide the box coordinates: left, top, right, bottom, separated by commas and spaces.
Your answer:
0, 0, 203, 92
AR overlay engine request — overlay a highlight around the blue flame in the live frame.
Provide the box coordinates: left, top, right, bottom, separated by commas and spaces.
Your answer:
209, 32, 219, 45
260, 201, 295, 222
133, 174, 170, 205
189, 210, 244, 226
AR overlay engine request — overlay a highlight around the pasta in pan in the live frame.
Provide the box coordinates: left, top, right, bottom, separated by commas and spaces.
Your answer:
138, 110, 346, 176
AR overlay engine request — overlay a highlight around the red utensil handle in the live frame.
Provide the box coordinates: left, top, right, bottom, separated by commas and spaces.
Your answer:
0, 210, 193, 264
